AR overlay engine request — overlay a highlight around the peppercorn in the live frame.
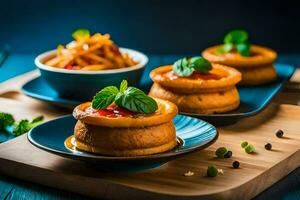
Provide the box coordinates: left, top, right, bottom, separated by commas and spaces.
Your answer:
232, 161, 240, 169
241, 141, 248, 148
276, 129, 284, 138
245, 144, 255, 154
215, 147, 228, 158
224, 150, 232, 158
207, 165, 218, 177
265, 143, 272, 150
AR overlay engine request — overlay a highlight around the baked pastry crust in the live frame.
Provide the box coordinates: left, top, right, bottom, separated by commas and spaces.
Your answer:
202, 45, 277, 68
71, 98, 178, 156
150, 64, 241, 94
149, 63, 241, 114
202, 45, 277, 85
149, 83, 240, 114
73, 98, 178, 128
73, 120, 177, 156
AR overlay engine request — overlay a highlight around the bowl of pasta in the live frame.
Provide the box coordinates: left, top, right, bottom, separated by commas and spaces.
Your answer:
35, 29, 148, 101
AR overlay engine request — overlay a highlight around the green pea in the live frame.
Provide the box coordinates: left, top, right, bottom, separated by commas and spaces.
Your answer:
241, 141, 248, 148
245, 144, 255, 154
207, 165, 218, 177
215, 147, 228, 158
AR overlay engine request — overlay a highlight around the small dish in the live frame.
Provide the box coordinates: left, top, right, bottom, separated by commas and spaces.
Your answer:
35, 48, 148, 101
27, 114, 218, 171
22, 77, 80, 108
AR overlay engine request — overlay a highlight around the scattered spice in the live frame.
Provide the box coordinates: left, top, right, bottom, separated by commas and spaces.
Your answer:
218, 169, 224, 175
232, 161, 240, 169
207, 165, 218, 177
215, 147, 228, 158
275, 129, 284, 138
184, 171, 194, 177
241, 141, 248, 148
265, 143, 272, 150
224, 150, 232, 158
245, 144, 255, 154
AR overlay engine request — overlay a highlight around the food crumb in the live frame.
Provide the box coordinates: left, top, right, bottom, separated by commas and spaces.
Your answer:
218, 169, 224, 175
184, 171, 194, 177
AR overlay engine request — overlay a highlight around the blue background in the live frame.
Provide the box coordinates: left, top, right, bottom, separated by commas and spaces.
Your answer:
1, 0, 300, 54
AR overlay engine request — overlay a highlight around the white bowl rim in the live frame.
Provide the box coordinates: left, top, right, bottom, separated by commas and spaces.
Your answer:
35, 47, 148, 74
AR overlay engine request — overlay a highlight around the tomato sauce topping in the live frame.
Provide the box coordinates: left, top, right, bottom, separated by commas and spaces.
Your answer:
164, 71, 222, 80
85, 104, 136, 118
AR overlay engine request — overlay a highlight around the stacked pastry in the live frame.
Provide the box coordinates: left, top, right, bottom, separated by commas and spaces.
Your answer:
70, 81, 178, 156
149, 57, 241, 114
202, 30, 277, 85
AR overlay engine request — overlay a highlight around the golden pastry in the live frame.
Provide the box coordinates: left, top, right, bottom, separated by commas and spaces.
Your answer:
202, 30, 277, 85
68, 80, 178, 156
149, 57, 241, 114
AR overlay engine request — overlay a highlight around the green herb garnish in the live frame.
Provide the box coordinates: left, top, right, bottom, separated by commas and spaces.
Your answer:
241, 141, 248, 148
215, 147, 228, 158
92, 80, 158, 114
13, 116, 44, 136
72, 29, 90, 40
173, 56, 212, 77
207, 165, 218, 177
245, 144, 255, 154
0, 112, 44, 136
217, 30, 251, 56
0, 112, 15, 131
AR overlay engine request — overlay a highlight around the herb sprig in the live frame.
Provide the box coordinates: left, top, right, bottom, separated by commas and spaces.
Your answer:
72, 29, 90, 41
92, 80, 158, 114
217, 30, 251, 56
0, 112, 44, 136
173, 56, 212, 77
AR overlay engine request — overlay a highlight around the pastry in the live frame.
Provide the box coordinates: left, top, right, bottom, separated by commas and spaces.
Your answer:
202, 30, 277, 85
69, 80, 178, 156
149, 57, 241, 114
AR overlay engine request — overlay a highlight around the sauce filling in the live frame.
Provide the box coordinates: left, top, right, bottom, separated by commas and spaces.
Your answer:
85, 104, 136, 118
164, 71, 222, 80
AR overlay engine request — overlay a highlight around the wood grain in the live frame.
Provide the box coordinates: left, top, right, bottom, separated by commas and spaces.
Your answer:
0, 98, 300, 199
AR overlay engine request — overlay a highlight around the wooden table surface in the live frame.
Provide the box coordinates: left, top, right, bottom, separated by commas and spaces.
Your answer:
0, 54, 300, 200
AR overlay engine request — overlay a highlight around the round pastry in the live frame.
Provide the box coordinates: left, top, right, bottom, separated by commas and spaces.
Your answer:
149, 57, 241, 114
202, 30, 277, 85
69, 81, 178, 157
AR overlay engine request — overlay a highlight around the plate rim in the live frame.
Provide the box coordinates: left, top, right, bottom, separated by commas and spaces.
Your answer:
180, 63, 295, 118
27, 114, 219, 161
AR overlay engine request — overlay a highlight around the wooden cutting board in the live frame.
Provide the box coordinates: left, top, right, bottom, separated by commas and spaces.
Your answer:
0, 96, 300, 200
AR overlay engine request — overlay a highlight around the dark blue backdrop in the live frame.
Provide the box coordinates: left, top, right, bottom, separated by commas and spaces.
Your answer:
1, 0, 300, 54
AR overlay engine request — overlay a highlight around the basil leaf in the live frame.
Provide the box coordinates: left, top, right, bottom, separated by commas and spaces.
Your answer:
173, 57, 194, 77
120, 80, 128, 93
92, 86, 119, 109
115, 87, 158, 114
217, 43, 233, 55
31, 116, 44, 123
224, 30, 248, 44
190, 57, 212, 73
236, 43, 250, 56
72, 29, 90, 40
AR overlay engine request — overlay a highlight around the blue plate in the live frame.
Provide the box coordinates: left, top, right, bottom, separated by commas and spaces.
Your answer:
27, 115, 218, 171
22, 63, 295, 124
184, 63, 295, 125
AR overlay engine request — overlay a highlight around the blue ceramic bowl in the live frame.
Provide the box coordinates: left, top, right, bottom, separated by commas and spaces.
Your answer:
35, 48, 148, 101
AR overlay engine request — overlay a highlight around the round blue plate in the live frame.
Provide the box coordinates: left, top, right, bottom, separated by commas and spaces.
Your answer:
27, 115, 218, 171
